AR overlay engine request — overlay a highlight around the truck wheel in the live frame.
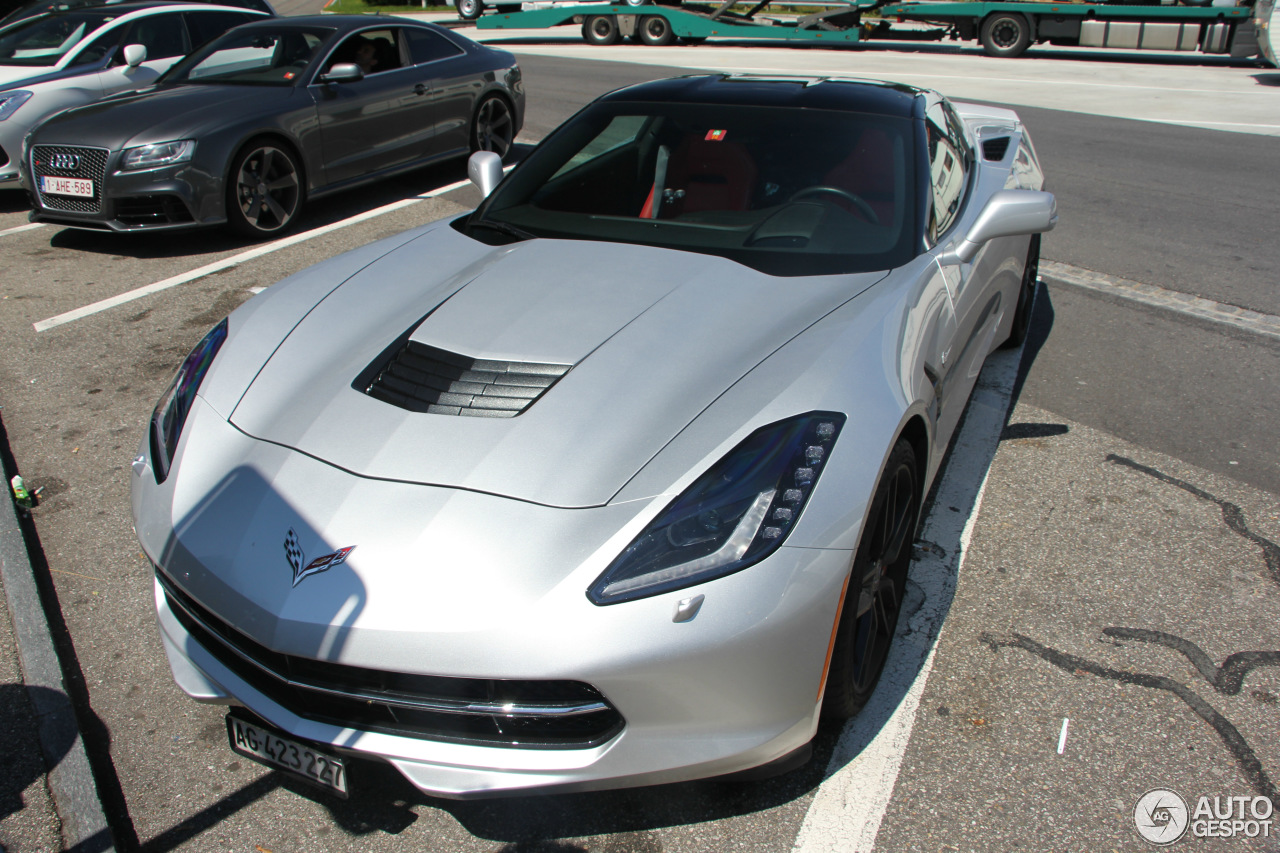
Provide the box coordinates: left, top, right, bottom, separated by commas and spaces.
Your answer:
639, 14, 675, 45
979, 13, 1031, 57
582, 15, 620, 44
457, 0, 482, 20
625, 0, 651, 6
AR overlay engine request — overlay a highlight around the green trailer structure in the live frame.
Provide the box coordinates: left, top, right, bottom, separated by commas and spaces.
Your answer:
878, 0, 1259, 58
472, 0, 1277, 64
477, 0, 875, 45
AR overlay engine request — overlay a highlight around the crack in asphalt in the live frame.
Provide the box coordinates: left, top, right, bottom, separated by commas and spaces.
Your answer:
1106, 454, 1280, 589
979, 630, 1278, 806
1102, 628, 1280, 697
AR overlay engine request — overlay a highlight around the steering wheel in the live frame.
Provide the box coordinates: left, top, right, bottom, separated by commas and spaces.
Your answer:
789, 185, 879, 225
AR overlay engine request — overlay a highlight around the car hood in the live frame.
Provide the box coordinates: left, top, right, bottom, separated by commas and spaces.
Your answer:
229, 225, 885, 508
0, 63, 57, 87
31, 83, 297, 148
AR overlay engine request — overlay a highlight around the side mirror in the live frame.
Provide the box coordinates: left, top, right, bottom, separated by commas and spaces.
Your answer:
941, 190, 1057, 265
318, 63, 363, 84
122, 43, 147, 67
468, 150, 503, 198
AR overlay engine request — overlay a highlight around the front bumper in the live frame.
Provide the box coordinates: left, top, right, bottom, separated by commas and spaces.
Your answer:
24, 143, 224, 232
134, 403, 852, 797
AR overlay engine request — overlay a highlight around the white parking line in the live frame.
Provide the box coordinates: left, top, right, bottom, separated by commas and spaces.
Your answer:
792, 340, 1022, 853
32, 178, 474, 332
0, 223, 45, 238
1040, 260, 1280, 342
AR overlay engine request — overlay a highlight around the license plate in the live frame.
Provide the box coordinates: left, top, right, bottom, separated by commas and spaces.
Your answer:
40, 175, 93, 198
226, 714, 348, 798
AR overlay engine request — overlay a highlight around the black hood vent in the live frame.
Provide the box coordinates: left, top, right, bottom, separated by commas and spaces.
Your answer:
363, 341, 570, 418
982, 136, 1011, 162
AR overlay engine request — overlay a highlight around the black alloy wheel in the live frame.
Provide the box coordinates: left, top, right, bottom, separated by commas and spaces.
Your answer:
226, 140, 301, 237
457, 0, 482, 20
582, 14, 620, 44
822, 439, 919, 719
471, 95, 515, 159
979, 12, 1031, 57
639, 14, 675, 45
1001, 233, 1040, 348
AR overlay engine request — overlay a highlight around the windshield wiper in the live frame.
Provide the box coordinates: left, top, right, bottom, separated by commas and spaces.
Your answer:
468, 218, 534, 241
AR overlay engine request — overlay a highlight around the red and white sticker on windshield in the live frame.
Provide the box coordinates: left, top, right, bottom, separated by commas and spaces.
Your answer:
705, 129, 727, 142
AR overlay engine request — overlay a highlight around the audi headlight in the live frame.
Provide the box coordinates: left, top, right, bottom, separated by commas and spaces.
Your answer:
0, 91, 32, 121
150, 319, 227, 483
589, 412, 845, 605
121, 139, 194, 171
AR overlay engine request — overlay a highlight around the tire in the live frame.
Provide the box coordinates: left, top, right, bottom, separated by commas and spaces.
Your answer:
582, 15, 620, 45
1001, 233, 1040, 349
625, 0, 650, 6
471, 95, 515, 160
457, 0, 482, 21
639, 14, 675, 45
979, 12, 1031, 57
225, 139, 302, 238
822, 439, 920, 720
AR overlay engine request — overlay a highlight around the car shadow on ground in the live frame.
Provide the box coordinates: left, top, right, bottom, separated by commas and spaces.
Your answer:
1253, 72, 1280, 86
0, 189, 32, 215
0, 684, 76, 823
40, 147, 535, 261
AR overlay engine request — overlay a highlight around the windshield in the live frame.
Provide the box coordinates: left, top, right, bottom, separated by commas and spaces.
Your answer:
472, 101, 917, 276
164, 26, 332, 86
0, 10, 113, 67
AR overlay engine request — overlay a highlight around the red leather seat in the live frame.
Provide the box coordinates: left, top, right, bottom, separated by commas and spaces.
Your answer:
663, 135, 757, 214
822, 128, 896, 224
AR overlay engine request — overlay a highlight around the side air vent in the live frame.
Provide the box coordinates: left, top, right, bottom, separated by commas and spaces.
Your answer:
982, 137, 1011, 162
364, 341, 570, 418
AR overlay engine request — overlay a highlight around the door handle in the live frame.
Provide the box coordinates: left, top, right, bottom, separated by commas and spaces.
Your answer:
413, 83, 427, 95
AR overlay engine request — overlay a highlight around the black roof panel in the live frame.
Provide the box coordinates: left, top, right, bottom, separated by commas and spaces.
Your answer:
601, 74, 924, 118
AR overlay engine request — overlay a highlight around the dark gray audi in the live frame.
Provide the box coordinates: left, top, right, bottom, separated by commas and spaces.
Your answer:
21, 14, 523, 235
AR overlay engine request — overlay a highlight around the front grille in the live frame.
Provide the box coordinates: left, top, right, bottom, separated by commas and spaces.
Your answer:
116, 194, 194, 226
363, 342, 570, 418
159, 571, 624, 749
981, 136, 1011, 162
30, 145, 108, 213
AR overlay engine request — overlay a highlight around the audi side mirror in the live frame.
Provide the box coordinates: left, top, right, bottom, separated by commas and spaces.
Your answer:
123, 43, 147, 67
319, 63, 363, 84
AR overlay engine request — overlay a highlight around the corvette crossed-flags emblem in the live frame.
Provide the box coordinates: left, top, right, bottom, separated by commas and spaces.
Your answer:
284, 528, 355, 587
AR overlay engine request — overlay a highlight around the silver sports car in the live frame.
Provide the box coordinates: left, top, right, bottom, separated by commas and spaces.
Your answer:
131, 74, 1055, 799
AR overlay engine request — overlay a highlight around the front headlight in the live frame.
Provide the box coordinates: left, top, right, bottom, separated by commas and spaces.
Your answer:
0, 91, 32, 122
588, 412, 846, 605
120, 139, 194, 171
149, 318, 228, 483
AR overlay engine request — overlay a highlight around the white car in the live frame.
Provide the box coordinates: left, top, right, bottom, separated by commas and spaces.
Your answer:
0, 1, 267, 186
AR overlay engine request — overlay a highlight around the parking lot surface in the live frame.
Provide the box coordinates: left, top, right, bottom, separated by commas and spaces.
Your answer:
0, 38, 1277, 853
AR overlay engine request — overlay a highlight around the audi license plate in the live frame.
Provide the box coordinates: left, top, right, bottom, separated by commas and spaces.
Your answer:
40, 176, 93, 197
226, 714, 348, 797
